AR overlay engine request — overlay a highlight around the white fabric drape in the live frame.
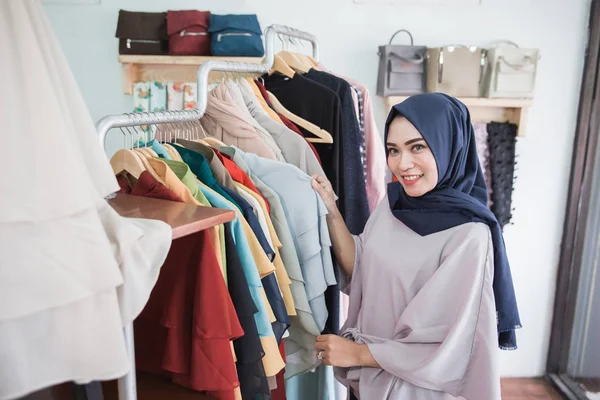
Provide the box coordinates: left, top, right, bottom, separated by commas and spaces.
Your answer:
0, 1, 172, 398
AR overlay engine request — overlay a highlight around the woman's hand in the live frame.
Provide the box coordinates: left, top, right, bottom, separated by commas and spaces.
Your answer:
311, 174, 339, 216
314, 334, 365, 368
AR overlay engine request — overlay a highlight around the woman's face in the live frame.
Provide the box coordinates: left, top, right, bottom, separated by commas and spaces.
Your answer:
386, 116, 438, 197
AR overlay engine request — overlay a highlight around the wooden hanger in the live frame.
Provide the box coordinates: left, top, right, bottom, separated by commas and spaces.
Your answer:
277, 51, 313, 73
268, 54, 296, 78
162, 143, 184, 162
266, 90, 333, 143
133, 149, 167, 185
110, 149, 147, 179
203, 137, 228, 147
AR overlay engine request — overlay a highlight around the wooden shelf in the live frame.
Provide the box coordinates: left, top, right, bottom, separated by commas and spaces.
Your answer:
384, 96, 533, 137
108, 193, 235, 239
119, 55, 264, 95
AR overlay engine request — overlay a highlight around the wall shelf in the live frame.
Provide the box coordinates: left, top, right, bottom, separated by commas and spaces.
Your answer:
118, 55, 264, 95
384, 96, 533, 137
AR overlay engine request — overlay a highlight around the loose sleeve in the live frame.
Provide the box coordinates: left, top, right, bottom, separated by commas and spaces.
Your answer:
339, 234, 363, 296
364, 226, 495, 396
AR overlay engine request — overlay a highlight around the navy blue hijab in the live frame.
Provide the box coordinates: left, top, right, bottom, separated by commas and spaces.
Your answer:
385, 93, 521, 350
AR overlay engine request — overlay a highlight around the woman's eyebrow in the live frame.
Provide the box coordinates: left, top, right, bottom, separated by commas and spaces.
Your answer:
404, 138, 425, 146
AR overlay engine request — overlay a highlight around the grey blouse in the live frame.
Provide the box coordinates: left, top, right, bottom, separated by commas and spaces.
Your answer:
335, 197, 501, 400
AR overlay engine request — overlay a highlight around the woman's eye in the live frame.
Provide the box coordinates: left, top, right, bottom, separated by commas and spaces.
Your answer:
412, 144, 425, 152
387, 148, 399, 156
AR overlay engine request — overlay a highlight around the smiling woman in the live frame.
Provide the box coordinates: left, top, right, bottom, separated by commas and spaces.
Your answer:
311, 92, 521, 400
385, 117, 438, 197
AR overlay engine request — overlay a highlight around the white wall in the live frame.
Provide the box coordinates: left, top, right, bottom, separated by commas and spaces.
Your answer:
44, 0, 591, 378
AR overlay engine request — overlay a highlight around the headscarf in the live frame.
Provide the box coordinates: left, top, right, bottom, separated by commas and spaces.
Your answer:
385, 92, 521, 349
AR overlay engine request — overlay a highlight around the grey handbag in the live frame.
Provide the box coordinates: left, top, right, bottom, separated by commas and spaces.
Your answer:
376, 30, 427, 96
426, 45, 485, 97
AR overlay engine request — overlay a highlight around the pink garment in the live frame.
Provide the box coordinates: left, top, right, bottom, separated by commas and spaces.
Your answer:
473, 123, 493, 207
201, 84, 277, 160
318, 63, 386, 211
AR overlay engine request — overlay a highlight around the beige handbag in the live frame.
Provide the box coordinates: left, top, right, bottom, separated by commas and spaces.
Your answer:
481, 41, 539, 98
426, 45, 485, 97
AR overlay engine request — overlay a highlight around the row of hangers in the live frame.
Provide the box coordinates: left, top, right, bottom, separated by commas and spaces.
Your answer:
110, 112, 227, 183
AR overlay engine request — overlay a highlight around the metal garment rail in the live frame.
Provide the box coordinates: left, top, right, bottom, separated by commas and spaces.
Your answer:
95, 24, 319, 400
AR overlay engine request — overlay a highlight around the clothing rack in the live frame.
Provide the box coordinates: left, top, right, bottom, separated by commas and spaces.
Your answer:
95, 23, 319, 400
96, 24, 320, 148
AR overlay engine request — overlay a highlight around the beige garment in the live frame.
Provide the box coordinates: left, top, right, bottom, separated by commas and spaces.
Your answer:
201, 84, 277, 160
224, 80, 286, 162
336, 198, 500, 400
246, 78, 284, 123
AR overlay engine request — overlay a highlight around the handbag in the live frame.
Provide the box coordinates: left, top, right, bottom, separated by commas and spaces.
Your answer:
115, 10, 168, 55
481, 41, 539, 98
167, 10, 211, 56
376, 30, 427, 96
426, 45, 485, 97
208, 14, 264, 57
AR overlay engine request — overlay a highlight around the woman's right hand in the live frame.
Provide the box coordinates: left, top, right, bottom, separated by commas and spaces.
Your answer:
311, 173, 339, 216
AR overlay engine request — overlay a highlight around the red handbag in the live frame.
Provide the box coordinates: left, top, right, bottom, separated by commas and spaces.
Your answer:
167, 10, 211, 56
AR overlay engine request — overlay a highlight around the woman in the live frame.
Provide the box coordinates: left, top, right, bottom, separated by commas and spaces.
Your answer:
311, 93, 521, 400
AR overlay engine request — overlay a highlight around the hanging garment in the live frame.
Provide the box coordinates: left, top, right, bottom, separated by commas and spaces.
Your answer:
236, 79, 325, 177
303, 69, 370, 235
236, 183, 296, 317
224, 80, 286, 162
219, 147, 323, 378
261, 73, 369, 236
145, 158, 227, 276
213, 149, 271, 212
199, 184, 285, 375
240, 150, 336, 330
1, 1, 172, 397
246, 78, 285, 123
473, 122, 494, 207
335, 199, 500, 400
224, 224, 272, 400
201, 84, 278, 159
260, 73, 340, 187
252, 79, 322, 166
135, 230, 243, 400
487, 122, 518, 228
319, 65, 387, 211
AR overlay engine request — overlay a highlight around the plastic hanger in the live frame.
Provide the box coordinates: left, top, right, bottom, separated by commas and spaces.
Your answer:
266, 90, 333, 143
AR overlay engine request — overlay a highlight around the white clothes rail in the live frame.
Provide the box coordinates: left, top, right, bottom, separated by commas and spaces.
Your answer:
95, 24, 319, 400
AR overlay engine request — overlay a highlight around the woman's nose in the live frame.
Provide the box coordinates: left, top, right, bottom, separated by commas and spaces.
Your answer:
397, 152, 415, 171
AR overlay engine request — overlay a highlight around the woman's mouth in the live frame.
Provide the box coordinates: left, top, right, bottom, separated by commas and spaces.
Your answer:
401, 174, 424, 185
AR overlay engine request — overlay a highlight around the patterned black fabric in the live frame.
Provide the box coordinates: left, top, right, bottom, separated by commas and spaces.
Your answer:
487, 122, 518, 228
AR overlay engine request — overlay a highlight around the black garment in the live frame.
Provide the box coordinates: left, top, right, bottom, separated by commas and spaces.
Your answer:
304, 69, 370, 235
225, 224, 272, 400
261, 73, 341, 204
487, 122, 517, 228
